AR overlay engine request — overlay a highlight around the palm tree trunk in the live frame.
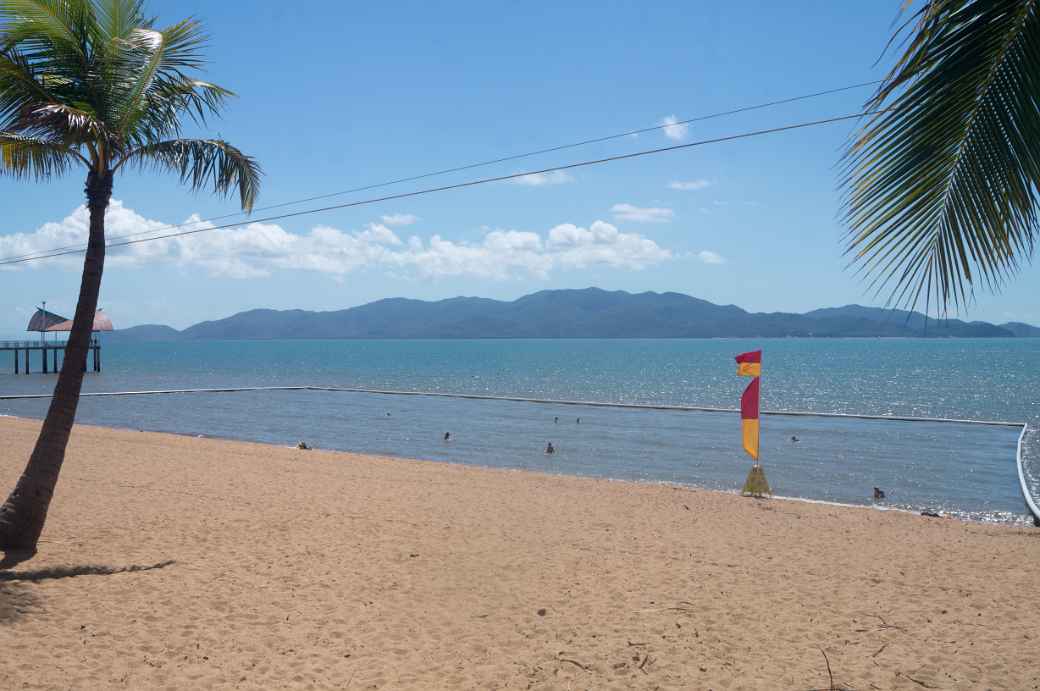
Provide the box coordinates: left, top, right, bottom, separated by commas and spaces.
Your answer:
0, 170, 112, 552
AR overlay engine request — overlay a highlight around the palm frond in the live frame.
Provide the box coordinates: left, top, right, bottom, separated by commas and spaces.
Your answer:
0, 1, 82, 46
19, 100, 108, 140
1, 1, 99, 130
150, 16, 208, 71
94, 0, 144, 43
0, 44, 55, 125
2, 1, 259, 196
0, 129, 81, 178
2, 44, 105, 150
109, 16, 223, 139
111, 25, 170, 132
0, 1, 93, 65
121, 76, 230, 145
116, 137, 261, 211
843, 0, 1040, 314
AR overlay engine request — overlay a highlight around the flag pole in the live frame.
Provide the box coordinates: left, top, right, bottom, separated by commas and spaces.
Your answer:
735, 349, 771, 497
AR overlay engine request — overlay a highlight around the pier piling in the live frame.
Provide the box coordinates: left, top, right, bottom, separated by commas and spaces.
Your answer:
2, 338, 102, 375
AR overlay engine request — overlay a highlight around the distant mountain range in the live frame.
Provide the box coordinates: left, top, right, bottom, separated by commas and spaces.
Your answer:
109, 288, 1040, 340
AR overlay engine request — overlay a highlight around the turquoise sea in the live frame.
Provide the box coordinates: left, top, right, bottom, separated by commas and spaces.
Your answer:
1, 338, 1037, 523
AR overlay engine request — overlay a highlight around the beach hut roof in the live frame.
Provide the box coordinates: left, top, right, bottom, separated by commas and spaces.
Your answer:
39, 309, 114, 333
26, 308, 69, 332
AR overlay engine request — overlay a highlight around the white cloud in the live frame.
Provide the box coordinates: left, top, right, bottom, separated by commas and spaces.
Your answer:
696, 250, 726, 265
1, 201, 671, 280
668, 179, 711, 191
510, 170, 574, 186
546, 221, 671, 269
661, 115, 688, 141
380, 213, 419, 226
610, 203, 674, 224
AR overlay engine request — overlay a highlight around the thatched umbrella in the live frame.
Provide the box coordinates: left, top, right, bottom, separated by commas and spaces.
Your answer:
26, 305, 70, 344
26, 307, 69, 333
45, 309, 114, 334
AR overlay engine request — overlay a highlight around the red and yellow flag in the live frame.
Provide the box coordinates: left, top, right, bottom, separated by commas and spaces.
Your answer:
740, 377, 760, 460
735, 349, 761, 377
734, 350, 761, 460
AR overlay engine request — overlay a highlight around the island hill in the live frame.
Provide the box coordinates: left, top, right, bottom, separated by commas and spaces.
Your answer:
112, 288, 1040, 340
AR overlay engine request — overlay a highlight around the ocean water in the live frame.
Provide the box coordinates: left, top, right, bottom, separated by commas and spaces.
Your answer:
1, 338, 1037, 523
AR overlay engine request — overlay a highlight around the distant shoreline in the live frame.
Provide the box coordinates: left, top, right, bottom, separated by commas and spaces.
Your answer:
89, 288, 1038, 340
98, 333, 1038, 343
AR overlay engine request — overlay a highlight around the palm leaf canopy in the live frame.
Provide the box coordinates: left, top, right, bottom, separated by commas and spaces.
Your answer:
0, 0, 259, 209
843, 0, 1040, 314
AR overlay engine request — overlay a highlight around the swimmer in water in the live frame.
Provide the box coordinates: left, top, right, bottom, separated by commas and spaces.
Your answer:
545, 442, 555, 455
576, 417, 581, 424
444, 432, 451, 442
791, 435, 800, 443
554, 416, 559, 424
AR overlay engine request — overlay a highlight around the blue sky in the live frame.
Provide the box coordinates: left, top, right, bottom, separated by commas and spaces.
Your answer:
2, 0, 1038, 333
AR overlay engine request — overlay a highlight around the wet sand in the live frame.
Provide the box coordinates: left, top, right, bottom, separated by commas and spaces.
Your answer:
1, 416, 1037, 690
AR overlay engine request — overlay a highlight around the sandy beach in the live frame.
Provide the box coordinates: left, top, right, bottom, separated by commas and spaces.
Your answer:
1, 416, 1038, 690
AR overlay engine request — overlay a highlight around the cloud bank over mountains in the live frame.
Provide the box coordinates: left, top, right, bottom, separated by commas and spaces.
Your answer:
1, 201, 694, 280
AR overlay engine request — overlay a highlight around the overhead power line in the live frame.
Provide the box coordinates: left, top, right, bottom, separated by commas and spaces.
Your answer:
0, 79, 881, 264
0, 110, 883, 267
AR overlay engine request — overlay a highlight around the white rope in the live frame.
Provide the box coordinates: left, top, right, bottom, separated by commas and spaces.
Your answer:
0, 386, 310, 400
0, 384, 1026, 427
1016, 425, 1040, 523
5, 383, 1037, 522
309, 386, 1026, 426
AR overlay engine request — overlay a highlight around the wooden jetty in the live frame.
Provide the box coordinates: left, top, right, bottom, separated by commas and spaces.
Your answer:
5, 305, 112, 374
2, 337, 101, 374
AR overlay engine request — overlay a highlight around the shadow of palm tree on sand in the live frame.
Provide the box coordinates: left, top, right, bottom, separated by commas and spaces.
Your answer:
0, 554, 175, 624
0, 558, 175, 582
0, 581, 38, 624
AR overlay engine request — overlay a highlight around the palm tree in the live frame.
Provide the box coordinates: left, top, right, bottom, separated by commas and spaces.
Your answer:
843, 0, 1039, 313
0, 0, 261, 553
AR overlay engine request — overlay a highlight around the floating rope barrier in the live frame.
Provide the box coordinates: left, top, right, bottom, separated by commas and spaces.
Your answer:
308, 386, 1028, 427
1017, 425, 1040, 525
0, 384, 1027, 426
2, 383, 1037, 523
0, 386, 311, 400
